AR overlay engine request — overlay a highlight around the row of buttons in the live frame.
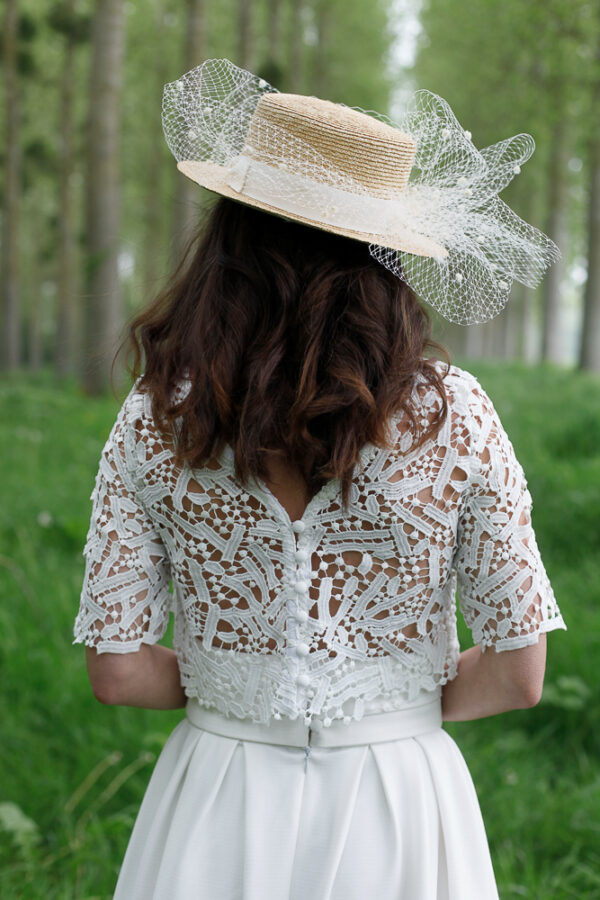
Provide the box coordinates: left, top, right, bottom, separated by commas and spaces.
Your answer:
289, 520, 314, 717
291, 525, 310, 661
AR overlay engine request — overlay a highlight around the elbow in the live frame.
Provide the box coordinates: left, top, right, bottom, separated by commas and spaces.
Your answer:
90, 678, 121, 706
515, 679, 544, 708
502, 633, 548, 710
85, 647, 128, 705
84, 644, 153, 706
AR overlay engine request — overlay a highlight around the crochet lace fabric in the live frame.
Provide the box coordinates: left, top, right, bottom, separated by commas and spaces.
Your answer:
73, 362, 566, 726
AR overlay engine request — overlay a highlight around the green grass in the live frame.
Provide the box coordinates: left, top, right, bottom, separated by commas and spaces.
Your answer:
1, 361, 598, 898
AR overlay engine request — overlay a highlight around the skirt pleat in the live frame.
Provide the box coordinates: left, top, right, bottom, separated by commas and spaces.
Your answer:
113, 715, 499, 900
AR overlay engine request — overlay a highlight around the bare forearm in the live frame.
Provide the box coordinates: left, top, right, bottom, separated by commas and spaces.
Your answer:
441, 644, 534, 722
89, 644, 187, 710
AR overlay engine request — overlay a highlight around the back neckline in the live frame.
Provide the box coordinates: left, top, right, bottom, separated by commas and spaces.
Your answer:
216, 412, 406, 528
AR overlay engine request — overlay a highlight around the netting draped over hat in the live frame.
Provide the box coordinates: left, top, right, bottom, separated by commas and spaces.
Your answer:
162, 58, 559, 325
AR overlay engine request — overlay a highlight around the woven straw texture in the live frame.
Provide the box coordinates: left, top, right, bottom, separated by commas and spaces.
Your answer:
162, 58, 560, 325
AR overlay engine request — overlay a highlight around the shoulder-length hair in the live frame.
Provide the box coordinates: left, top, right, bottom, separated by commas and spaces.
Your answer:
119, 195, 451, 513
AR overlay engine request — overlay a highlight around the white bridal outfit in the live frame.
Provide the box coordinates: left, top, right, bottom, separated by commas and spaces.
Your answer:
73, 360, 566, 899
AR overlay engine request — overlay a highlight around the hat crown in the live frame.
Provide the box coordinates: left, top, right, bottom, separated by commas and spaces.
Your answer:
164, 59, 559, 325
244, 93, 416, 198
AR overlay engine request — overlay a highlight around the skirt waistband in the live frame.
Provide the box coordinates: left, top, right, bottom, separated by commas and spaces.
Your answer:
185, 695, 443, 749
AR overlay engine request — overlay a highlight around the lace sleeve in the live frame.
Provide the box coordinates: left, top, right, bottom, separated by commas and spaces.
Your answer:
72, 388, 172, 655
452, 378, 567, 653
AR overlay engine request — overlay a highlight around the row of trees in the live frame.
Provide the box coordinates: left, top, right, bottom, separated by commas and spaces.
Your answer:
1, 0, 599, 393
1, 0, 396, 391
413, 0, 600, 370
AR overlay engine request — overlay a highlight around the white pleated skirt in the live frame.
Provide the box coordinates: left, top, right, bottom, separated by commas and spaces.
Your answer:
113, 686, 499, 899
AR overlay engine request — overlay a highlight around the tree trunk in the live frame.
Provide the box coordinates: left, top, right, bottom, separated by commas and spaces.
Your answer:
27, 208, 43, 373
508, 283, 526, 361
312, 0, 332, 96
268, 0, 281, 61
578, 131, 600, 372
288, 0, 304, 92
55, 1, 79, 377
142, 2, 169, 305
506, 189, 540, 364
82, 0, 125, 394
172, 0, 207, 270
1, 0, 21, 370
521, 288, 540, 364
541, 123, 568, 364
238, 0, 253, 69
499, 289, 521, 360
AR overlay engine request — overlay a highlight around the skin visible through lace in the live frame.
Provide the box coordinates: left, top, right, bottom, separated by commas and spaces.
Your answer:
74, 364, 565, 724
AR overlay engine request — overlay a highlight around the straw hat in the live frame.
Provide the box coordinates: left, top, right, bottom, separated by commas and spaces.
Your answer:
162, 58, 560, 325
177, 92, 446, 260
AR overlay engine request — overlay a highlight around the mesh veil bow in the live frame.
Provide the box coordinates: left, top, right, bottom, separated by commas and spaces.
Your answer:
162, 58, 559, 325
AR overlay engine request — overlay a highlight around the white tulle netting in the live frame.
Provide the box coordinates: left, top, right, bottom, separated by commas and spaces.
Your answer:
162, 58, 559, 325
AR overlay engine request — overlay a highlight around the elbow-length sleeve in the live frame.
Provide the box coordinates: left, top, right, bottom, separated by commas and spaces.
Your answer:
452, 377, 567, 653
73, 388, 172, 655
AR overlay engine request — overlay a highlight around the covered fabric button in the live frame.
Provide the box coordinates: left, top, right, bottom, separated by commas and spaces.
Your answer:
294, 580, 309, 593
292, 520, 306, 533
294, 609, 308, 624
296, 672, 311, 686
295, 549, 309, 563
295, 642, 310, 656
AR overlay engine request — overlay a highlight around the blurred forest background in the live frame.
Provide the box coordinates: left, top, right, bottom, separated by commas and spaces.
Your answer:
1, 0, 599, 387
1, 1, 599, 898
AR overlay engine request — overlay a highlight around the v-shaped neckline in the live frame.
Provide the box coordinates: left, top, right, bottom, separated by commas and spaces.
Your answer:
217, 418, 402, 529
218, 444, 342, 528
249, 467, 340, 528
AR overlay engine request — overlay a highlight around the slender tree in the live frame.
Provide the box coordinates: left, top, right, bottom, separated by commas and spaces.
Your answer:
578, 23, 600, 374
578, 125, 600, 371
1, 0, 22, 370
312, 0, 333, 96
142, 1, 170, 299
82, 0, 125, 393
411, 0, 582, 365
267, 0, 281, 62
50, 0, 89, 377
498, 291, 521, 360
540, 120, 569, 364
258, 0, 285, 86
288, 0, 304, 92
27, 208, 42, 372
172, 0, 208, 269
238, 0, 253, 69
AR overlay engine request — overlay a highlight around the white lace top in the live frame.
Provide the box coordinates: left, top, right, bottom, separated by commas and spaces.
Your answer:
73, 361, 566, 726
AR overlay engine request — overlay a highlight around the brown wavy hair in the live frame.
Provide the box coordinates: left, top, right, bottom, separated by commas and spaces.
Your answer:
119, 195, 451, 513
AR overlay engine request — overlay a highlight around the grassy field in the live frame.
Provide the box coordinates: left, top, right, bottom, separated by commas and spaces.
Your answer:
1, 359, 599, 898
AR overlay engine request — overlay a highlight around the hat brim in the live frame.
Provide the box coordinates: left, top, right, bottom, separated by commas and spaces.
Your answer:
177, 160, 447, 260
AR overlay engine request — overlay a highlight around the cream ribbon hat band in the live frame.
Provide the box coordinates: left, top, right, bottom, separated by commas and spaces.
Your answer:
178, 154, 448, 260
162, 58, 559, 325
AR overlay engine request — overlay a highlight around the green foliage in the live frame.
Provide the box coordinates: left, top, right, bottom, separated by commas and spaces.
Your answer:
0, 363, 598, 896
46, 4, 91, 44
9, 0, 397, 372
0, 372, 180, 897
412, 0, 600, 269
